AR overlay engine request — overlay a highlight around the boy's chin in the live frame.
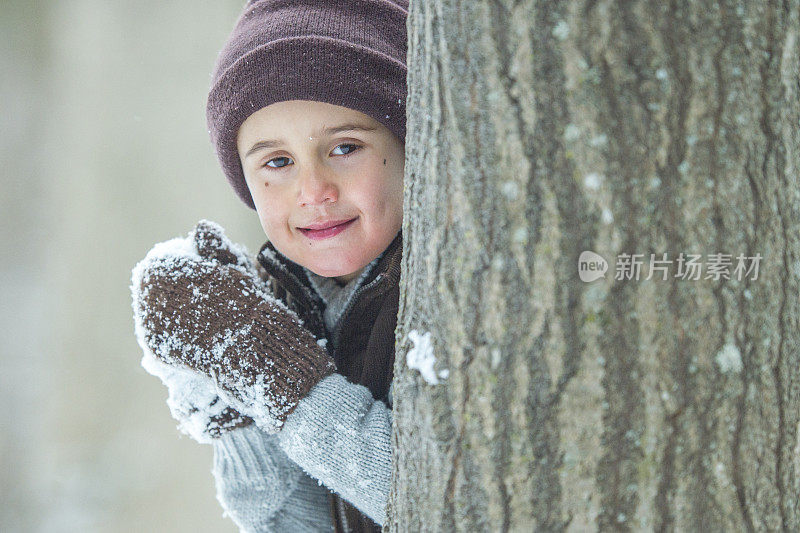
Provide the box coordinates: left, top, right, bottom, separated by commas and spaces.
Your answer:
305, 260, 367, 283
308, 265, 361, 279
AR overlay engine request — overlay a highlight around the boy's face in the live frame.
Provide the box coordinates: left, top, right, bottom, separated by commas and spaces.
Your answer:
236, 100, 404, 284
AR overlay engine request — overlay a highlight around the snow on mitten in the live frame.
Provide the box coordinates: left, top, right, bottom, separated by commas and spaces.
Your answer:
141, 354, 253, 443
130, 223, 337, 434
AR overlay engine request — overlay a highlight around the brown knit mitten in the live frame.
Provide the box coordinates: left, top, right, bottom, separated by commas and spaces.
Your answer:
131, 220, 337, 434
136, 220, 260, 442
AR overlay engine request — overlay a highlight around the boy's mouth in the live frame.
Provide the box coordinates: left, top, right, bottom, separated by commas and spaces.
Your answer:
298, 217, 358, 240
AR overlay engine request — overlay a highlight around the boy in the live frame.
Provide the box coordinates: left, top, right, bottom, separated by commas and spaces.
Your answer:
130, 1, 408, 531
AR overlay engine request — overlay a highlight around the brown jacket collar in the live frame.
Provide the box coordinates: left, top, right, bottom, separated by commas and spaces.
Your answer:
255, 232, 403, 340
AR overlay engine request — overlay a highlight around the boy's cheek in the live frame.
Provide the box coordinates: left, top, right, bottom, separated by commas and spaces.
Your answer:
251, 205, 281, 242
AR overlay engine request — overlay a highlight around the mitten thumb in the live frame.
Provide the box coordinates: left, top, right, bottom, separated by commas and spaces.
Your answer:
191, 219, 255, 271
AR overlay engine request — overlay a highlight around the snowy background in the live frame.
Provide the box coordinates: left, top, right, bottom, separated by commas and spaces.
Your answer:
1, 1, 268, 531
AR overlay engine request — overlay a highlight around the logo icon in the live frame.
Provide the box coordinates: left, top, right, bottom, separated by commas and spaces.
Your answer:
579, 251, 608, 282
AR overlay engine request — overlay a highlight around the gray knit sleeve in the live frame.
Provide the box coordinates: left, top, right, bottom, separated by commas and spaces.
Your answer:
277, 372, 393, 527
212, 424, 334, 532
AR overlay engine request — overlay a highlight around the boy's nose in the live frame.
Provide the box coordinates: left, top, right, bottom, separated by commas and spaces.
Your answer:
296, 166, 339, 207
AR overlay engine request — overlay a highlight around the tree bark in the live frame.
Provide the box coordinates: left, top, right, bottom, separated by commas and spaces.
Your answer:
388, 0, 800, 531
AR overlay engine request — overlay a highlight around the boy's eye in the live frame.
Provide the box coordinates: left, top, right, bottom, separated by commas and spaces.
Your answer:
331, 143, 362, 156
264, 156, 291, 169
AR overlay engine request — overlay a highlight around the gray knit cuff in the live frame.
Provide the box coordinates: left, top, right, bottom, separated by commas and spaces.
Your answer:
212, 425, 300, 525
213, 424, 335, 532
277, 372, 393, 526
273, 475, 336, 532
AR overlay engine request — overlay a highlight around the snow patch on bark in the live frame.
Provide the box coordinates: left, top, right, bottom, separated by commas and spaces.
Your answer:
406, 330, 448, 385
715, 342, 742, 374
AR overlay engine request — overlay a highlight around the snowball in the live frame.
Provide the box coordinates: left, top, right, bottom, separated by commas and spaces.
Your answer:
139, 344, 223, 444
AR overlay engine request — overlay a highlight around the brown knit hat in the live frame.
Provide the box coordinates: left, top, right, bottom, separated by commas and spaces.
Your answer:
206, 0, 409, 210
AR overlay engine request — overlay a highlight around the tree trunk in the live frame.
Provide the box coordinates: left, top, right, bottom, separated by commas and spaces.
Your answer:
387, 0, 800, 531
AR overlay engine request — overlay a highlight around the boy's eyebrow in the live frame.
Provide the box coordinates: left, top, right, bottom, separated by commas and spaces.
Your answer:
244, 123, 377, 159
